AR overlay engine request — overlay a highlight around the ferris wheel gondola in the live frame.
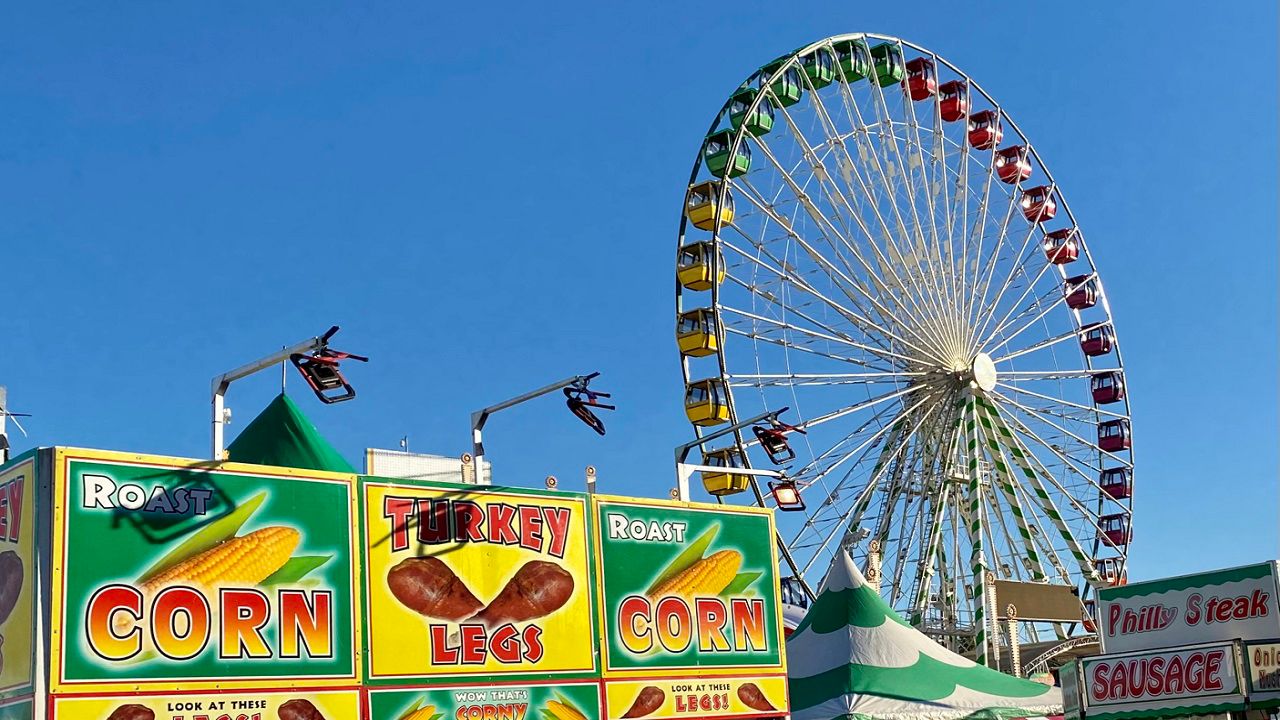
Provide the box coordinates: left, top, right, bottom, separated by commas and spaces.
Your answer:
673, 33, 1134, 666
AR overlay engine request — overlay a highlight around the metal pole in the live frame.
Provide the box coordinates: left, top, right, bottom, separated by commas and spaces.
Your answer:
672, 409, 782, 500
470, 373, 596, 485
1006, 604, 1021, 677
211, 331, 331, 461
0, 387, 8, 465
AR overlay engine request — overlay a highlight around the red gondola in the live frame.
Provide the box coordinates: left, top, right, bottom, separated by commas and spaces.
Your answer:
1065, 275, 1097, 310
1021, 185, 1057, 222
995, 146, 1032, 184
904, 57, 937, 101
1083, 599, 1097, 632
1095, 558, 1128, 586
1099, 513, 1131, 547
1080, 322, 1114, 357
967, 110, 1002, 150
1100, 467, 1132, 500
1091, 371, 1125, 404
939, 80, 968, 121
1098, 418, 1131, 452
1043, 228, 1079, 264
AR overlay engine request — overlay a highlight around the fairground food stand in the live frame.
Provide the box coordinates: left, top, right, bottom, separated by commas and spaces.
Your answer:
0, 446, 789, 720
1062, 561, 1280, 720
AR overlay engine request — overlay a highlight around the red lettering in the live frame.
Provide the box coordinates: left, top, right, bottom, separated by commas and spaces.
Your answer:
542, 508, 571, 558
429, 624, 458, 664
383, 497, 414, 552
518, 506, 543, 552
4, 477, 21, 542
418, 500, 450, 543
1205, 651, 1224, 691
488, 504, 518, 545
490, 623, 520, 664
522, 624, 544, 663
453, 501, 485, 543
459, 624, 486, 664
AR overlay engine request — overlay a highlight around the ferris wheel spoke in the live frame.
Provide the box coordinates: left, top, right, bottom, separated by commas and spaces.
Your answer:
989, 324, 1081, 364
719, 233, 945, 361
978, 281, 1070, 359
999, 369, 1117, 380
894, 50, 965, 355
829, 73, 963, 346
970, 198, 1059, 352
998, 382, 1128, 421
976, 251, 1078, 356
727, 180, 947, 356
787, 62, 959, 348
989, 390, 1128, 468
719, 303, 908, 369
726, 371, 925, 387
794, 392, 951, 576
738, 142, 953, 355
966, 193, 1031, 345
984, 394, 1121, 517
860, 74, 964, 355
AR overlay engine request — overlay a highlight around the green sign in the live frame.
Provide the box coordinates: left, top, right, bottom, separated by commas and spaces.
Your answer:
368, 682, 601, 720
592, 497, 783, 673
52, 449, 358, 691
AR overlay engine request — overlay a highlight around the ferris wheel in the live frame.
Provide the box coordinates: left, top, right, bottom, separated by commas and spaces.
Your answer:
674, 34, 1134, 664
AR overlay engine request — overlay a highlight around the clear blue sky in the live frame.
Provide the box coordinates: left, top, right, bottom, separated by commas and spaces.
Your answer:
2, 3, 1275, 582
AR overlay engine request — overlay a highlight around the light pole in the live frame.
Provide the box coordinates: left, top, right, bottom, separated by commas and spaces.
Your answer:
210, 326, 364, 461
673, 409, 785, 502
470, 372, 611, 486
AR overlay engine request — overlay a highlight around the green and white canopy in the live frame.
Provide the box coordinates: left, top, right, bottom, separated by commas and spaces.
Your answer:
787, 551, 1062, 720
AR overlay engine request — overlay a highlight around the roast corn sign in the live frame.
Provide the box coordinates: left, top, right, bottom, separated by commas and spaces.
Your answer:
361, 479, 596, 681
50, 449, 360, 692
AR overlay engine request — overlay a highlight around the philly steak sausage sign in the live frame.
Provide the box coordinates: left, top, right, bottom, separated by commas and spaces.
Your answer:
1097, 562, 1280, 654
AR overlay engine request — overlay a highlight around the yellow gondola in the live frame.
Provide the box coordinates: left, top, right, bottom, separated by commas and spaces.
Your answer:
685, 378, 729, 426
684, 180, 735, 231
677, 308, 718, 357
677, 242, 725, 291
701, 447, 749, 496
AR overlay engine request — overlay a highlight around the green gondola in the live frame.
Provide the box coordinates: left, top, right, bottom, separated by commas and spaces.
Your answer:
801, 47, 836, 89
832, 39, 871, 82
728, 87, 775, 137
870, 42, 905, 87
758, 59, 803, 107
703, 129, 751, 178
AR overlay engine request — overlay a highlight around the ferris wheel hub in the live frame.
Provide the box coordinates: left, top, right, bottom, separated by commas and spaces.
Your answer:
971, 353, 998, 392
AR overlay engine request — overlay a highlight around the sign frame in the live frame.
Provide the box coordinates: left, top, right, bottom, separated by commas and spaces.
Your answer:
1096, 561, 1280, 654
48, 447, 362, 694
359, 476, 600, 685
591, 495, 787, 679
1080, 641, 1246, 720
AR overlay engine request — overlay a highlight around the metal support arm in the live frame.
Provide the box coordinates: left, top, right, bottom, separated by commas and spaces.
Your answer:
211, 331, 332, 461
672, 409, 784, 501
470, 373, 596, 485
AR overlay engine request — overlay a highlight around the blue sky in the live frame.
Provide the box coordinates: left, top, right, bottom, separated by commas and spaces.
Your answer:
2, 3, 1275, 582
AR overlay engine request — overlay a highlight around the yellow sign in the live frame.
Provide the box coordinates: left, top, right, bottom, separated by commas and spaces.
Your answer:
0, 457, 34, 700
362, 480, 596, 680
51, 689, 360, 720
603, 674, 788, 719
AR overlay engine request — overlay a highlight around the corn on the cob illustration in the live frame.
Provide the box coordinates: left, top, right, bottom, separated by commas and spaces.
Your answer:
142, 526, 299, 591
397, 706, 435, 720
648, 549, 742, 599
544, 701, 587, 720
